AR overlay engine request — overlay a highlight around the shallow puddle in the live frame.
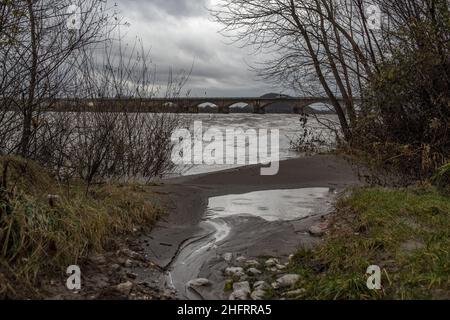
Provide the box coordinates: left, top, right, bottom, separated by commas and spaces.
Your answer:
168, 187, 336, 299
207, 188, 335, 222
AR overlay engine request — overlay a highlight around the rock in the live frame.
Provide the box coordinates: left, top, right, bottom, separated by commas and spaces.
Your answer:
282, 289, 306, 298
116, 281, 133, 295
126, 272, 138, 279
236, 256, 247, 263
267, 267, 280, 273
253, 281, 270, 291
230, 290, 250, 300
276, 264, 287, 270
89, 254, 106, 265
233, 281, 251, 292
272, 274, 301, 289
265, 258, 280, 267
187, 278, 211, 288
224, 267, 246, 278
309, 222, 329, 237
245, 260, 260, 268
288, 254, 295, 262
247, 268, 262, 276
229, 281, 251, 300
251, 289, 266, 300
222, 253, 233, 262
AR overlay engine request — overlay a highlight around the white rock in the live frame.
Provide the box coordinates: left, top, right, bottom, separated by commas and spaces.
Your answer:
253, 281, 270, 291
222, 253, 233, 262
230, 290, 250, 300
245, 260, 260, 268
265, 258, 280, 267
272, 274, 301, 289
247, 268, 262, 276
251, 289, 266, 300
282, 289, 306, 297
224, 267, 246, 278
233, 281, 251, 292
116, 281, 133, 295
276, 264, 287, 270
229, 281, 251, 300
236, 256, 247, 263
187, 278, 211, 288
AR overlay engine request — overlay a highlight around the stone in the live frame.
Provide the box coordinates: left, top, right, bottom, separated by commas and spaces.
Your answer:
222, 253, 233, 262
187, 278, 212, 288
116, 281, 133, 295
245, 259, 260, 268
309, 223, 329, 237
272, 274, 301, 289
233, 281, 251, 292
224, 267, 246, 278
282, 288, 306, 298
126, 272, 138, 279
265, 258, 280, 267
253, 281, 270, 291
247, 268, 262, 276
251, 289, 266, 300
276, 264, 287, 270
236, 256, 247, 263
229, 281, 251, 300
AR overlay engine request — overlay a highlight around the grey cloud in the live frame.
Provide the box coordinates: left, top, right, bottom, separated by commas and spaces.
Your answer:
111, 0, 285, 97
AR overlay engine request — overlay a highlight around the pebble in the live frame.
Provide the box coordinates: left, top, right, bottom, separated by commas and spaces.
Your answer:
229, 281, 251, 300
251, 289, 266, 300
265, 258, 280, 267
245, 260, 260, 268
187, 278, 211, 288
222, 253, 233, 262
247, 268, 262, 276
224, 267, 246, 278
282, 289, 306, 297
272, 274, 301, 289
253, 281, 270, 291
116, 281, 133, 295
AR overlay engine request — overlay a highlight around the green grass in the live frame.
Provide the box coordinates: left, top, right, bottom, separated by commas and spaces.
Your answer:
0, 156, 163, 298
286, 186, 450, 300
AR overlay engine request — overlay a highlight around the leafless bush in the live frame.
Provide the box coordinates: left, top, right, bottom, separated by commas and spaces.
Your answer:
289, 113, 339, 155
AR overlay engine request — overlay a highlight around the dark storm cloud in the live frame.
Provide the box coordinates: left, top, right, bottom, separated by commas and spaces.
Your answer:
113, 0, 285, 97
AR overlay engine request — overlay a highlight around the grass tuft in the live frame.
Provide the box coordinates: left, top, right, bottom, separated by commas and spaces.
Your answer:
0, 156, 163, 298
286, 186, 450, 300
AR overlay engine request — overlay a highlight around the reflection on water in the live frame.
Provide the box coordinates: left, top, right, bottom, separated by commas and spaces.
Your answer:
207, 188, 335, 222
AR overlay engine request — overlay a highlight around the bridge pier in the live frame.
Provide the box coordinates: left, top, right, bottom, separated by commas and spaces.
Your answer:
253, 101, 265, 114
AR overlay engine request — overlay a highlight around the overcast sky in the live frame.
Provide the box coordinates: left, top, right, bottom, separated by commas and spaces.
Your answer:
114, 0, 286, 97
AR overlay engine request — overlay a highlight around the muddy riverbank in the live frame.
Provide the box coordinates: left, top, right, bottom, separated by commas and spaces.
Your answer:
136, 154, 361, 300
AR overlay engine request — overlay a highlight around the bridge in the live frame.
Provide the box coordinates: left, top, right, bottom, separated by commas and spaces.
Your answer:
53, 96, 348, 114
